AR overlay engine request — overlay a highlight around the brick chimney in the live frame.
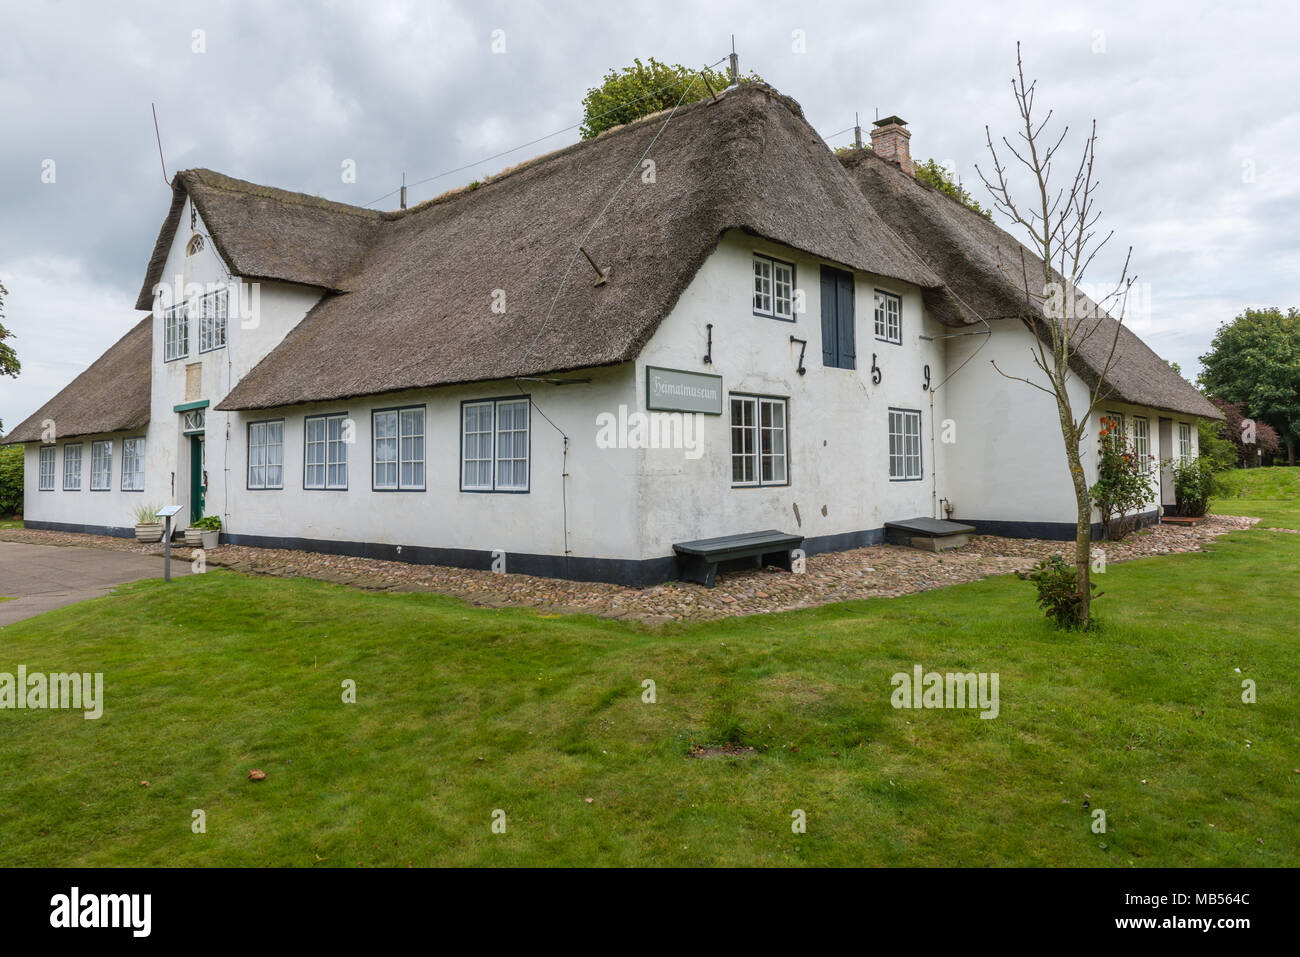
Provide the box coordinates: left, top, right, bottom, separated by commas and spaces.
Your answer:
870, 115, 913, 175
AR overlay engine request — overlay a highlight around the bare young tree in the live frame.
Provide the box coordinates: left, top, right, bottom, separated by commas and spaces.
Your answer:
975, 43, 1134, 626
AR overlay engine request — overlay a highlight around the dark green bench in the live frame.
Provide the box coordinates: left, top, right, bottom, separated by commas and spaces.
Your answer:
672, 530, 805, 588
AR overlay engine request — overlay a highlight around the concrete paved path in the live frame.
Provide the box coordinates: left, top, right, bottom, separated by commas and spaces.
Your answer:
0, 540, 190, 626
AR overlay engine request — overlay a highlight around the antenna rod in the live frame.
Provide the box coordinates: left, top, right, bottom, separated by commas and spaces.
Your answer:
151, 103, 169, 187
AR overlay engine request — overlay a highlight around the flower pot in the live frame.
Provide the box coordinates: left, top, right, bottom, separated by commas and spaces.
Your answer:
184, 528, 203, 547
200, 529, 219, 550
135, 522, 164, 543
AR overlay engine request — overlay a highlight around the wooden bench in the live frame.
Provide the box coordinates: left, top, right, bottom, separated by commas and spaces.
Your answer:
672, 530, 805, 588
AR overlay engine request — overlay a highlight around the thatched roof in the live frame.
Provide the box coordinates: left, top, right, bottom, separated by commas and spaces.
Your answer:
838, 147, 1222, 420
3, 317, 152, 444
135, 169, 385, 310
210, 84, 969, 411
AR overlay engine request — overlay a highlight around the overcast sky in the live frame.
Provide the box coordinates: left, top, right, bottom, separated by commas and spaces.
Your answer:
2, 0, 1298, 430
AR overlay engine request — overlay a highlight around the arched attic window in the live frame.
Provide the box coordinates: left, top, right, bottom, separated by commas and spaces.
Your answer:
186, 235, 205, 257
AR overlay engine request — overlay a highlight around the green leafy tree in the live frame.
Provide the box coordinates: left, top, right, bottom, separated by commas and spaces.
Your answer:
0, 281, 18, 435
1198, 307, 1300, 465
914, 158, 992, 219
0, 445, 21, 517
579, 58, 761, 139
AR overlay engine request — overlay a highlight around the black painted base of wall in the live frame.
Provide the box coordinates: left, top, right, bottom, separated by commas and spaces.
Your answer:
23, 520, 134, 539
222, 533, 679, 588
20, 513, 1160, 587
957, 510, 1161, 542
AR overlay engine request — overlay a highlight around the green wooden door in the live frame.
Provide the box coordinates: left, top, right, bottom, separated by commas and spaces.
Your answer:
190, 436, 205, 524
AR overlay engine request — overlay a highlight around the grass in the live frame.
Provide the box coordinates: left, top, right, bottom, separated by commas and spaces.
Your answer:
1216, 465, 1300, 529
0, 471, 1296, 867
0, 519, 22, 529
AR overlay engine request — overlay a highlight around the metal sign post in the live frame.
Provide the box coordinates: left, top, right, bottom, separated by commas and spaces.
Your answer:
155, 505, 183, 582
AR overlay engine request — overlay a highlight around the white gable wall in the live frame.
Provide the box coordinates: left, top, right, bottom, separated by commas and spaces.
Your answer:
634, 230, 951, 555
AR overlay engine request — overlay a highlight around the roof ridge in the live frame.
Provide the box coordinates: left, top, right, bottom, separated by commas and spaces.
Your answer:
180, 169, 386, 220
386, 83, 774, 221
838, 147, 996, 227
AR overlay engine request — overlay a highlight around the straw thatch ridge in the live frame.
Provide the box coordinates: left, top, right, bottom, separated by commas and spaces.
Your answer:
3, 318, 152, 444
838, 147, 1222, 420
207, 84, 964, 411
134, 170, 386, 310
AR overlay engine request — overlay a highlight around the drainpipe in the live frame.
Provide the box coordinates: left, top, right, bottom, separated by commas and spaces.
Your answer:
929, 388, 938, 519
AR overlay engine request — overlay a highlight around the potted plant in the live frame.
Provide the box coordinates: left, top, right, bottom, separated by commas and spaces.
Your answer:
188, 515, 222, 549
134, 503, 165, 543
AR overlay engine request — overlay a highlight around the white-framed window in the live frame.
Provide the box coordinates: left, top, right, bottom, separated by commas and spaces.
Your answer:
888, 408, 923, 481
121, 437, 145, 491
1133, 416, 1150, 471
247, 419, 284, 489
874, 289, 901, 344
373, 406, 425, 491
1104, 411, 1125, 436
198, 288, 228, 353
164, 302, 188, 361
1178, 422, 1192, 462
90, 439, 112, 490
753, 254, 795, 321
38, 446, 56, 490
461, 397, 530, 492
63, 443, 82, 490
730, 394, 789, 487
304, 413, 348, 490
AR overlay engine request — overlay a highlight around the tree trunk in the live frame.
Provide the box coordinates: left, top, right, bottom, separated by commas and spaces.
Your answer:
1066, 439, 1092, 623
1287, 436, 1296, 467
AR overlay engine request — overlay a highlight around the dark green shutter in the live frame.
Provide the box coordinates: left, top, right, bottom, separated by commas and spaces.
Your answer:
836, 271, 856, 368
819, 267, 837, 366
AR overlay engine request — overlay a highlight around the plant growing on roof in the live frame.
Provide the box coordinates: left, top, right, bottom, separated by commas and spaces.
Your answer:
976, 43, 1136, 628
579, 57, 762, 140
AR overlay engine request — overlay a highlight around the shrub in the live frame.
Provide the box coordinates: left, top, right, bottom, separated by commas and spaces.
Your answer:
1090, 417, 1154, 539
192, 515, 222, 531
1018, 555, 1099, 630
0, 445, 22, 517
1197, 419, 1239, 472
1171, 457, 1226, 517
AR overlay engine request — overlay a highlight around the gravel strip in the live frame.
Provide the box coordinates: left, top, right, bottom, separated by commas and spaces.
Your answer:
1, 515, 1259, 623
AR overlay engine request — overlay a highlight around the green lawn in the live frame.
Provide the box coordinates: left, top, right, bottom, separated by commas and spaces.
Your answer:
0, 519, 22, 530
1216, 465, 1300, 529
1, 471, 1296, 867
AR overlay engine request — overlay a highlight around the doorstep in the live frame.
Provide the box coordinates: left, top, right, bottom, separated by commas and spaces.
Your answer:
1161, 514, 1208, 526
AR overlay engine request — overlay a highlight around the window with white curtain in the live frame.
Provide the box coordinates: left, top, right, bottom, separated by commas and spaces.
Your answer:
198, 288, 228, 353
247, 420, 284, 489
1178, 423, 1192, 462
1134, 416, 1150, 471
39, 446, 56, 490
90, 440, 112, 490
164, 302, 188, 361
121, 437, 145, 491
373, 407, 424, 491
305, 413, 348, 489
461, 398, 529, 491
63, 443, 82, 490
